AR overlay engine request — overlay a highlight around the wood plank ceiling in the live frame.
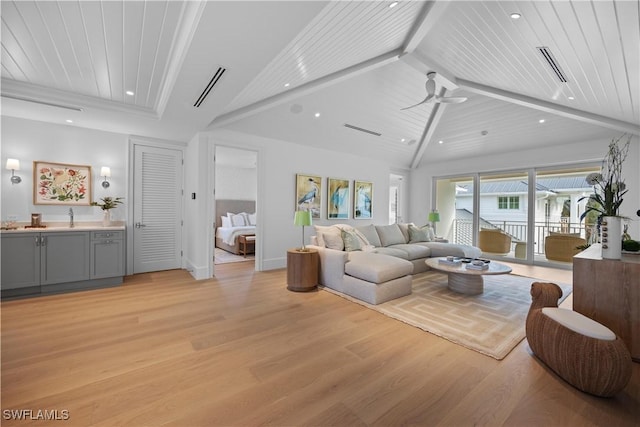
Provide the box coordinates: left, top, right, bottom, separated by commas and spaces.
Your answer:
1, 1, 639, 168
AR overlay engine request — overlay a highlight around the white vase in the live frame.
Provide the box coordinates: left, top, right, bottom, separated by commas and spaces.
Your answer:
601, 216, 621, 259
102, 210, 111, 227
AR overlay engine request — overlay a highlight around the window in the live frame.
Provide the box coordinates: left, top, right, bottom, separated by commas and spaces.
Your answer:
498, 196, 519, 210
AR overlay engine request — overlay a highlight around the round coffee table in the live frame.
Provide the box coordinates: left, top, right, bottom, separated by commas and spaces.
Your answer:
425, 258, 512, 295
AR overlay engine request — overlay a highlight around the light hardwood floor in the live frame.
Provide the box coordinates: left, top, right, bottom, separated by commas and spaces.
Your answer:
2, 262, 638, 426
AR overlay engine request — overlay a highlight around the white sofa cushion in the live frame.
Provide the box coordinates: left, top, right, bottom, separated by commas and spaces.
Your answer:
387, 244, 431, 260
323, 232, 344, 250
355, 225, 382, 247
375, 224, 406, 246
542, 307, 616, 341
346, 252, 413, 283
372, 247, 410, 259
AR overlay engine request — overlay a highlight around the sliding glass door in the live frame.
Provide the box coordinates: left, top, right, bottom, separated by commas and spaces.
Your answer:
479, 171, 529, 262
434, 163, 599, 266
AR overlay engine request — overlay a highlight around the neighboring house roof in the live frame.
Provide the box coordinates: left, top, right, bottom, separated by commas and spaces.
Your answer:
456, 176, 592, 195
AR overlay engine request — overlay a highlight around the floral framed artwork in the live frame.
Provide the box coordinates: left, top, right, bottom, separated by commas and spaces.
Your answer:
296, 174, 322, 219
33, 161, 92, 205
327, 178, 349, 219
354, 180, 373, 219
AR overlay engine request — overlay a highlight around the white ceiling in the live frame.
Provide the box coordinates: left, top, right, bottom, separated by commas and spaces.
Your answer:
2, 0, 639, 169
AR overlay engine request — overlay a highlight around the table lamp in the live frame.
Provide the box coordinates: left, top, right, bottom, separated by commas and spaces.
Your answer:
428, 209, 440, 234
294, 210, 312, 251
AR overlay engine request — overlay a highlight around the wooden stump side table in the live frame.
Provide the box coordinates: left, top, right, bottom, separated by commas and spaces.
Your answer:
287, 248, 319, 292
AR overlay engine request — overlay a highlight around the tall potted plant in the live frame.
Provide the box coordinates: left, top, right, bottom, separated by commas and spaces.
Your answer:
91, 197, 124, 227
580, 134, 630, 259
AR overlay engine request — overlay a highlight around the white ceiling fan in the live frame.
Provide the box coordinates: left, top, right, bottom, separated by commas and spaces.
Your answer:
401, 72, 467, 110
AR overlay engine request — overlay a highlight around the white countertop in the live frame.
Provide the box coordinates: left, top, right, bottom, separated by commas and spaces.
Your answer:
1, 222, 126, 233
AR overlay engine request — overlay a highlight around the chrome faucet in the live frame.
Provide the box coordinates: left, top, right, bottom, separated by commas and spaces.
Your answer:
69, 208, 74, 228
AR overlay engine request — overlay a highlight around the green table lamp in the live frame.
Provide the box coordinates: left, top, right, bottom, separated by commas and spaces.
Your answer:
294, 210, 312, 251
428, 210, 440, 234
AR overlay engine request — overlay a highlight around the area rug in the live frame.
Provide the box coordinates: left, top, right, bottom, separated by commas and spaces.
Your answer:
214, 248, 254, 264
323, 271, 572, 360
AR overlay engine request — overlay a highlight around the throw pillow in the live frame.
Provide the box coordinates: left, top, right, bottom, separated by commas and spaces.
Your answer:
341, 229, 362, 252
322, 231, 344, 251
408, 224, 430, 243
375, 224, 405, 246
229, 213, 246, 226
355, 224, 382, 247
221, 215, 231, 228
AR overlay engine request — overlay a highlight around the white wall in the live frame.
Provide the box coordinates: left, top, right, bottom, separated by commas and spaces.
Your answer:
182, 129, 394, 273
1, 116, 129, 224
410, 135, 640, 238
215, 164, 257, 200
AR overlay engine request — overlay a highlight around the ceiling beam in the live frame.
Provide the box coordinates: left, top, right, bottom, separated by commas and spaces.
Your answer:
410, 88, 448, 169
402, 1, 450, 54
207, 49, 402, 129
458, 79, 640, 135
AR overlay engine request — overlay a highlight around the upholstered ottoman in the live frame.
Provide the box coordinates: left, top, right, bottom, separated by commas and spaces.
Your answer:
526, 282, 632, 397
342, 251, 413, 305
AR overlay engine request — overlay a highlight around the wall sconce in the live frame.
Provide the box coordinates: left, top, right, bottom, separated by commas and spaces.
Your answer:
6, 159, 21, 184
100, 166, 111, 188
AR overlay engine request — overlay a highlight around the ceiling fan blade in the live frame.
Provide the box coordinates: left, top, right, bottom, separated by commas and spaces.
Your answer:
400, 94, 434, 110
436, 96, 467, 104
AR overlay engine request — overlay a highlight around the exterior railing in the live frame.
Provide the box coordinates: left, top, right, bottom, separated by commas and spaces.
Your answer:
452, 219, 590, 255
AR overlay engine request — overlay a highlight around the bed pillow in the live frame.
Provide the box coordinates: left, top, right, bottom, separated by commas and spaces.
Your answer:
221, 215, 232, 228
248, 213, 257, 226
229, 213, 246, 226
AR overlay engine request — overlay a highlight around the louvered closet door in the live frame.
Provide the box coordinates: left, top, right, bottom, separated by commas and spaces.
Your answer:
133, 145, 183, 273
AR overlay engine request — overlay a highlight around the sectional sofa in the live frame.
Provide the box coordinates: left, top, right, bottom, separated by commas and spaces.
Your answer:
308, 223, 482, 305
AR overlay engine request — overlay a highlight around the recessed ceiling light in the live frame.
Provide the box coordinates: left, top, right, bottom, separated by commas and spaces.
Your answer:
539, 119, 546, 123
401, 138, 406, 142
568, 96, 575, 100
126, 90, 134, 96
284, 83, 290, 88
65, 119, 73, 123
510, 13, 521, 19
389, 1, 399, 8
438, 140, 444, 144
314, 112, 321, 118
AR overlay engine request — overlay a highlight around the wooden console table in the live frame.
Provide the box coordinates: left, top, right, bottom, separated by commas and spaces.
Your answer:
573, 244, 640, 362
286, 248, 318, 292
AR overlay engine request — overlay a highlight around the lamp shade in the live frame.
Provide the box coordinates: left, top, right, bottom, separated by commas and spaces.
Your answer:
6, 159, 20, 171
294, 210, 312, 226
428, 211, 440, 223
100, 166, 111, 177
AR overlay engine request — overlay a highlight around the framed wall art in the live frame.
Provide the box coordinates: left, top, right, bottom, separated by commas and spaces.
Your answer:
354, 180, 373, 219
33, 161, 92, 205
327, 178, 349, 219
295, 174, 321, 219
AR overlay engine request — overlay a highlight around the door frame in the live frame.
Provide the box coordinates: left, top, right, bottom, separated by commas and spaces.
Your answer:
208, 140, 263, 277
126, 136, 187, 276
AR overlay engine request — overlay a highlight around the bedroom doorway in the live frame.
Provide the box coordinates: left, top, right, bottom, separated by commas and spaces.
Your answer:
213, 146, 258, 266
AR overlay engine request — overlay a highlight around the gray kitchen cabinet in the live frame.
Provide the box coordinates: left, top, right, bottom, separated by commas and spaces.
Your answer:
1, 233, 41, 290
1, 228, 125, 298
90, 231, 125, 279
41, 232, 91, 286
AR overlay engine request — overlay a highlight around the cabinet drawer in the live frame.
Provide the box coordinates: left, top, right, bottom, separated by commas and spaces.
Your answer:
92, 231, 124, 240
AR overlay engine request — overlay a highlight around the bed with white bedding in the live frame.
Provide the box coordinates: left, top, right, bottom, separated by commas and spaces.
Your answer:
215, 199, 256, 255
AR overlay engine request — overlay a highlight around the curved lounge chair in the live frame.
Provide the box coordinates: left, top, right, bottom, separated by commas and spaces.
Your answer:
526, 282, 632, 397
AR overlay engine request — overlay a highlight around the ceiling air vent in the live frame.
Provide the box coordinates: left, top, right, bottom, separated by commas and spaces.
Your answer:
193, 66, 226, 108
343, 123, 381, 137
537, 47, 568, 83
